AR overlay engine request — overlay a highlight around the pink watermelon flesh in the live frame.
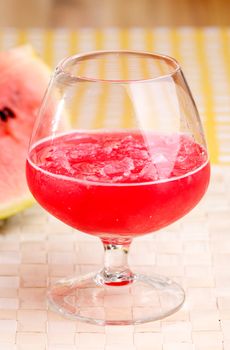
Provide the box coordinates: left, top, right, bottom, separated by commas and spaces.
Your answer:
0, 46, 50, 218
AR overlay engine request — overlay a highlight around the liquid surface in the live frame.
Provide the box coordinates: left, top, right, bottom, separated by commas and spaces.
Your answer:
31, 132, 207, 184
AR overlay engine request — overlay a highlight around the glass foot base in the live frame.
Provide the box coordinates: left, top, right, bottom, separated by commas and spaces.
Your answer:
48, 273, 185, 325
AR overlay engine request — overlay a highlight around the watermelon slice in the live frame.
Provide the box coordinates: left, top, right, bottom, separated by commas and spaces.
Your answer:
0, 46, 51, 219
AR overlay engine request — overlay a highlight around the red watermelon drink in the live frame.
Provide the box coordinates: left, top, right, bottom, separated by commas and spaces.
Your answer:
26, 131, 210, 243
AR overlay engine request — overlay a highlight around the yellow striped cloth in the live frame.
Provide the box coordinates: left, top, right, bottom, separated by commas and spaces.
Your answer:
1, 28, 230, 165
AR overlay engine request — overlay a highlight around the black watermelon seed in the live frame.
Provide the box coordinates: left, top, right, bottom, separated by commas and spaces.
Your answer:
0, 111, 7, 122
0, 107, 15, 122
3, 107, 15, 118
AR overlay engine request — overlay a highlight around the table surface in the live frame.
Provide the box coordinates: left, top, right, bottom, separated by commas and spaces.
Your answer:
0, 27, 230, 350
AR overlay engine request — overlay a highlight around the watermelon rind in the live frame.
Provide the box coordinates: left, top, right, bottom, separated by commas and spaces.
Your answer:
0, 195, 35, 220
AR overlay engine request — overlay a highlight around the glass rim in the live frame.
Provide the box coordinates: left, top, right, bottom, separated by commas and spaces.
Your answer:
58, 50, 181, 83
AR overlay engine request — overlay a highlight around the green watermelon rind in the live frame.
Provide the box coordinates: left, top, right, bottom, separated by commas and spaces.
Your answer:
0, 195, 35, 220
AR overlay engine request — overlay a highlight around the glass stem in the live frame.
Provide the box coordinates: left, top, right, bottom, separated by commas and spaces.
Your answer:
96, 242, 135, 286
